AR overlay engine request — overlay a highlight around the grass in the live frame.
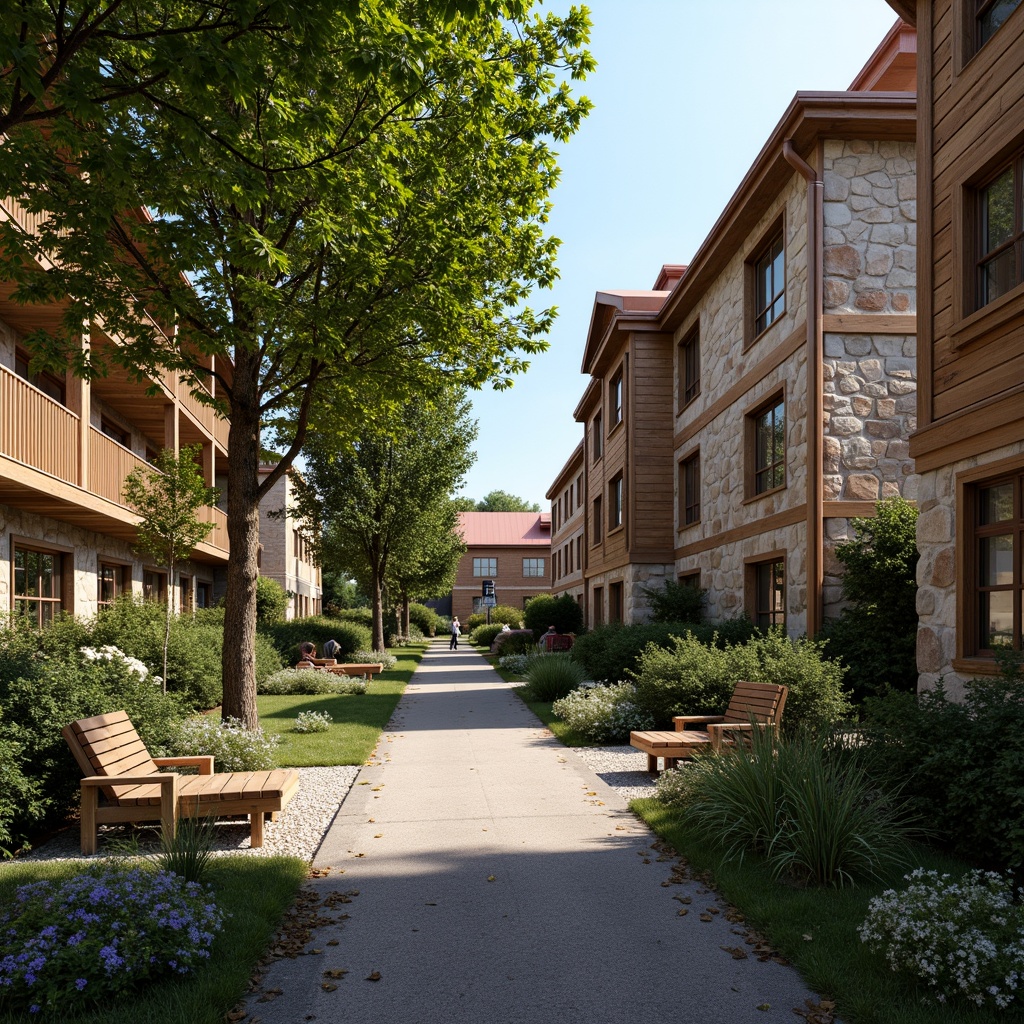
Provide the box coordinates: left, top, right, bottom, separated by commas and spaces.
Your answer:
514, 689, 591, 746
0, 855, 308, 1024
258, 643, 426, 766
630, 799, 1018, 1024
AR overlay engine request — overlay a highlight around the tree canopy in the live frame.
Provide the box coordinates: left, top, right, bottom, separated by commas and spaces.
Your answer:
461, 490, 542, 512
1, 1, 592, 726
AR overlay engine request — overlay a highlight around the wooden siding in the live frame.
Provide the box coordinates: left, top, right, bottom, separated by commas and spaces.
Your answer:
88, 428, 149, 505
0, 365, 79, 483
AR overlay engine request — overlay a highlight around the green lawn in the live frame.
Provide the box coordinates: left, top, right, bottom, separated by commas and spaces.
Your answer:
0, 856, 307, 1024
630, 800, 1013, 1024
259, 644, 426, 766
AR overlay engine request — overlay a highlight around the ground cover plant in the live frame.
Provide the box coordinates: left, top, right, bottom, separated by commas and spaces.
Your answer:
293, 710, 333, 733
168, 716, 281, 772
257, 644, 425, 767
0, 857, 306, 1024
257, 669, 367, 696
551, 683, 654, 743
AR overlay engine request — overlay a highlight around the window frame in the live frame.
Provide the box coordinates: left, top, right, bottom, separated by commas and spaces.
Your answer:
97, 560, 131, 609
745, 391, 787, 499
609, 581, 624, 623
745, 218, 786, 346
522, 557, 546, 578
609, 370, 624, 428
608, 473, 624, 531
973, 155, 1024, 312
472, 557, 497, 577
678, 325, 701, 410
592, 495, 603, 544
679, 449, 701, 528
747, 555, 786, 630
975, 0, 1023, 50
142, 569, 168, 604
12, 543, 66, 626
14, 348, 67, 406
592, 412, 603, 461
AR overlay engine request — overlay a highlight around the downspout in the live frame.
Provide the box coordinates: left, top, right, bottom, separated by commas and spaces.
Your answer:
783, 139, 824, 638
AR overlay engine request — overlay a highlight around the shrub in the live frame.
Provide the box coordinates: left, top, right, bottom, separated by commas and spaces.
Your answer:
408, 603, 442, 637
351, 650, 396, 669
497, 653, 533, 677
0, 650, 187, 848
641, 578, 705, 624
522, 593, 584, 637
261, 616, 373, 664
859, 868, 1024, 1008
491, 630, 536, 656
551, 683, 655, 743
522, 653, 588, 702
258, 669, 367, 695
817, 497, 919, 701
571, 618, 757, 685
629, 631, 851, 732
470, 623, 504, 648
654, 764, 706, 808
670, 727, 914, 887
254, 633, 284, 684
861, 668, 1024, 873
168, 716, 280, 772
0, 867, 224, 1015
294, 710, 333, 733
255, 576, 289, 625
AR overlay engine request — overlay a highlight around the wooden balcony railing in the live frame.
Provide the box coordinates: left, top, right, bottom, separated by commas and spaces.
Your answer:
0, 365, 79, 483
198, 505, 229, 554
88, 427, 149, 504
0, 194, 53, 242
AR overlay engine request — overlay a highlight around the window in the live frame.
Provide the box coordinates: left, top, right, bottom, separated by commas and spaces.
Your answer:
592, 496, 603, 543
609, 581, 624, 623
976, 159, 1024, 309
680, 451, 700, 527
13, 546, 63, 626
576, 473, 583, 506
750, 395, 786, 495
610, 371, 624, 426
592, 412, 603, 460
14, 349, 65, 405
180, 574, 194, 614
679, 326, 700, 408
143, 569, 167, 603
523, 557, 545, 577
753, 559, 786, 630
592, 586, 604, 627
100, 418, 130, 447
98, 562, 129, 608
575, 535, 582, 571
751, 229, 785, 337
679, 570, 701, 589
970, 475, 1023, 652
977, 0, 1022, 47
609, 473, 623, 530
473, 557, 497, 577
196, 581, 213, 608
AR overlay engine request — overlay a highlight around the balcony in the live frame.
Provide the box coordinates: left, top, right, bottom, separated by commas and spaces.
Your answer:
0, 365, 79, 483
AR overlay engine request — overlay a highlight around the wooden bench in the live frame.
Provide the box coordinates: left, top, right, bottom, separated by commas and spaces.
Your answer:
630, 681, 788, 774
62, 711, 300, 854
299, 659, 385, 680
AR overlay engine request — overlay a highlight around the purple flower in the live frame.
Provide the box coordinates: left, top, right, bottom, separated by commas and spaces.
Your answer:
75, 978, 88, 991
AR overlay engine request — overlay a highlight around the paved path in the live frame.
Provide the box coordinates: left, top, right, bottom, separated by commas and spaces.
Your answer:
243, 641, 822, 1024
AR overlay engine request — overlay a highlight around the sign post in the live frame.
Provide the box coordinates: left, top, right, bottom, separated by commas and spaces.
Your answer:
482, 580, 496, 624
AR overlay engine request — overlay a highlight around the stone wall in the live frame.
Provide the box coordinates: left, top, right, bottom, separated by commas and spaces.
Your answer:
0, 503, 217, 619
822, 140, 916, 315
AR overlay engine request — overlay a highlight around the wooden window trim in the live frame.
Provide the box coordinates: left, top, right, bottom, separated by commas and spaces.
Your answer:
592, 495, 603, 545
678, 324, 701, 412
608, 473, 624, 531
678, 448, 701, 530
592, 412, 603, 462
609, 369, 624, 428
744, 216, 786, 349
11, 541, 68, 625
744, 551, 787, 629
744, 389, 787, 500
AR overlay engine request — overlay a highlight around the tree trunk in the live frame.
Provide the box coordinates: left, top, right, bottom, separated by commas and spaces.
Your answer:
370, 567, 386, 653
221, 352, 262, 729
163, 560, 173, 693
401, 592, 410, 636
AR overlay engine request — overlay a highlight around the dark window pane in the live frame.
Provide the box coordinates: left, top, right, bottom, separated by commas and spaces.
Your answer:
980, 590, 1014, 647
979, 0, 1022, 44
981, 248, 1017, 305
980, 534, 1014, 586
983, 168, 1015, 251
981, 483, 1015, 524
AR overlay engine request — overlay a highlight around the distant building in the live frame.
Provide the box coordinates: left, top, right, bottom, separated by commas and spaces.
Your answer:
547, 442, 586, 611
450, 511, 551, 622
257, 466, 321, 619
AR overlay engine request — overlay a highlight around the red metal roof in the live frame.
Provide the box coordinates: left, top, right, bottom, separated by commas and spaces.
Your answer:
458, 512, 551, 547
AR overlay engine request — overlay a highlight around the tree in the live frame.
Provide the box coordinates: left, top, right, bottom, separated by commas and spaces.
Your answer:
475, 490, 541, 512
298, 391, 478, 651
121, 444, 219, 689
522, 593, 584, 636
1, 4, 593, 727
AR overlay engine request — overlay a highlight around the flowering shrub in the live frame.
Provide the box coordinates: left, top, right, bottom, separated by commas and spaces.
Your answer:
859, 868, 1024, 1008
498, 653, 533, 677
80, 645, 157, 685
168, 716, 280, 772
0, 867, 224, 1014
258, 670, 367, 695
551, 682, 655, 743
293, 710, 333, 733
654, 763, 707, 807
351, 650, 396, 670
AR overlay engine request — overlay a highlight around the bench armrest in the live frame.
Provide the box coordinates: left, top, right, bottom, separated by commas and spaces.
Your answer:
153, 756, 215, 775
81, 773, 177, 787
706, 721, 773, 751
673, 715, 725, 731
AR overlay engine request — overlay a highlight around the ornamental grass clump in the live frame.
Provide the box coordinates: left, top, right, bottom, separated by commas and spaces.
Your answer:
551, 682, 654, 743
522, 653, 587, 702
258, 669, 367, 695
293, 710, 332, 733
0, 867, 224, 1015
859, 868, 1024, 1009
169, 715, 281, 772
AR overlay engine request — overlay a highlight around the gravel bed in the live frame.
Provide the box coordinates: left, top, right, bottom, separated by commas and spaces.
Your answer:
21, 766, 361, 864
567, 745, 659, 802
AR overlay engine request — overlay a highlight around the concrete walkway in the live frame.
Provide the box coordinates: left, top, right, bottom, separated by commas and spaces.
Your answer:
243, 641, 823, 1024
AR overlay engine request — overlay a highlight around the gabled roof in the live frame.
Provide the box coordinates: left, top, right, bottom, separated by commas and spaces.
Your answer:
546, 440, 584, 499
458, 511, 551, 547
849, 20, 915, 92
580, 289, 672, 376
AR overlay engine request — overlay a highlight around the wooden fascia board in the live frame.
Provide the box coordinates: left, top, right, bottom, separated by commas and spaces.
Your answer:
883, 0, 916, 26
546, 441, 585, 499
659, 93, 915, 333
573, 377, 601, 422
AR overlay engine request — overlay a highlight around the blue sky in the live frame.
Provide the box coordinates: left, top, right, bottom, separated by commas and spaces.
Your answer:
457, 0, 901, 508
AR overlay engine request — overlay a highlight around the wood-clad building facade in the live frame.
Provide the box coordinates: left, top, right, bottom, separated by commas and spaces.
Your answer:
547, 442, 585, 609
549, 23, 919, 636
886, 0, 1024, 693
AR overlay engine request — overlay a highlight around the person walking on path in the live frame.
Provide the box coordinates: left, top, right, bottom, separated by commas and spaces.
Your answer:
449, 616, 461, 650
243, 643, 825, 1024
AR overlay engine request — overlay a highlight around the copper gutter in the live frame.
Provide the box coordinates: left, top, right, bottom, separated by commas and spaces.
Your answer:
783, 139, 824, 638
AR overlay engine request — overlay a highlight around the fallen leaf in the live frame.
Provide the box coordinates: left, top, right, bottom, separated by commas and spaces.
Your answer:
366, 971, 381, 982
226, 1011, 247, 1022
321, 982, 337, 992
374, 834, 383, 839
326, 939, 339, 946
757, 1004, 771, 1012
323, 970, 348, 979
677, 908, 688, 917
673, 895, 692, 904
487, 875, 496, 882
720, 946, 748, 960
699, 913, 713, 922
